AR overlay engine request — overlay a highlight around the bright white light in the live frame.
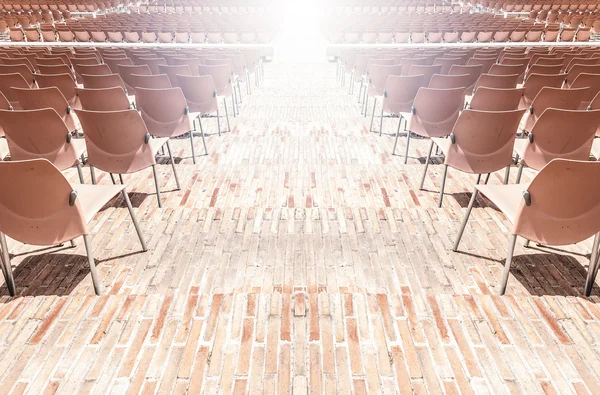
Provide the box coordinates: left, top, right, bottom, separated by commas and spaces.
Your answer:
276, 0, 325, 62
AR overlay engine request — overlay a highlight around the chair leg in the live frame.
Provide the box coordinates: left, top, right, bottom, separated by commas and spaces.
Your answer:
515, 164, 524, 184
500, 234, 518, 295
484, 173, 491, 184
151, 164, 162, 208
0, 233, 16, 296
82, 234, 101, 295
165, 140, 180, 190
198, 116, 208, 156
392, 117, 402, 155
476, 174, 482, 184
369, 98, 377, 132
379, 108, 384, 137
584, 233, 600, 296
231, 95, 237, 118
118, 174, 124, 184
90, 166, 97, 185
216, 109, 222, 136
364, 95, 368, 119
121, 188, 147, 252
438, 164, 449, 208
76, 164, 84, 184
452, 188, 479, 252
404, 131, 411, 164
70, 239, 77, 247
109, 173, 116, 184
420, 140, 435, 190
224, 99, 231, 132
504, 165, 511, 185
189, 128, 196, 164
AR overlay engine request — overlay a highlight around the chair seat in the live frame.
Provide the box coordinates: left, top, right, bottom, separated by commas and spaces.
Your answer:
72, 183, 125, 223
475, 183, 530, 224
513, 138, 529, 159
149, 137, 169, 155
0, 139, 8, 160
431, 137, 451, 155
72, 138, 87, 160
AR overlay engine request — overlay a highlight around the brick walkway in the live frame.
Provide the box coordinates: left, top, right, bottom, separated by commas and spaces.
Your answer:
1, 61, 600, 394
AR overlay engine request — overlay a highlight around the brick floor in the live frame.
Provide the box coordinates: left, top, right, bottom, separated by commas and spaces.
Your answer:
1, 61, 600, 394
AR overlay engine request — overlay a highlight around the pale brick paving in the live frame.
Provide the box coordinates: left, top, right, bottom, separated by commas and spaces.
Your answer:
0, 61, 599, 394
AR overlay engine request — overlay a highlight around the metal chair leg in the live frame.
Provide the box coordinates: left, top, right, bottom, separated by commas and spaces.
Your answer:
504, 165, 511, 184
109, 173, 116, 184
82, 234, 101, 295
189, 127, 196, 164
90, 166, 96, 185
584, 233, 600, 296
452, 187, 479, 252
379, 108, 384, 136
500, 235, 518, 295
121, 188, 147, 252
165, 140, 180, 190
404, 131, 411, 164
420, 140, 435, 190
231, 95, 237, 118
515, 164, 524, 184
119, 174, 124, 184
198, 116, 208, 156
369, 98, 377, 132
438, 165, 449, 208
484, 173, 491, 184
392, 117, 402, 155
364, 95, 368, 119
151, 164, 162, 208
76, 164, 85, 184
0, 233, 16, 296
224, 99, 231, 132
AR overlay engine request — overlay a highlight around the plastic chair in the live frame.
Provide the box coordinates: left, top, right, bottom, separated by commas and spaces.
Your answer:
474, 74, 519, 90
72, 63, 110, 81
0, 108, 86, 183
448, 64, 483, 93
375, 74, 424, 137
35, 73, 80, 109
469, 87, 525, 111
570, 73, 600, 108
514, 108, 600, 183
433, 57, 466, 75
565, 64, 600, 87
128, 74, 172, 89
75, 87, 131, 111
521, 73, 567, 108
0, 73, 31, 108
422, 109, 526, 207
428, 74, 472, 91
392, 87, 465, 164
117, 64, 152, 95
407, 64, 442, 86
522, 87, 588, 133
75, 109, 180, 208
103, 57, 133, 73
136, 57, 167, 74
0, 158, 147, 295
364, 64, 403, 122
0, 92, 11, 160
452, 159, 600, 295
11, 87, 78, 133
136, 87, 207, 163
198, 64, 236, 119
79, 73, 127, 92
158, 64, 192, 87
0, 64, 36, 88
177, 74, 228, 138
38, 64, 72, 76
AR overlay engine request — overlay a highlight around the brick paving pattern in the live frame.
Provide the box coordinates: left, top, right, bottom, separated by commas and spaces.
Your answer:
0, 61, 599, 394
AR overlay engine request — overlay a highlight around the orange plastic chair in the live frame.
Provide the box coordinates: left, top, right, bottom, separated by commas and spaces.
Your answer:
570, 73, 600, 108
520, 73, 567, 108
38, 64, 72, 76
198, 64, 236, 119
0, 158, 147, 295
0, 73, 33, 109
136, 86, 207, 163
128, 74, 172, 89
0, 64, 36, 88
11, 86, 78, 133
473, 74, 519, 90
407, 64, 442, 86
75, 87, 131, 111
428, 74, 472, 91
393, 87, 465, 164
80, 73, 127, 92
514, 108, 600, 183
75, 109, 180, 208
422, 109, 526, 207
0, 108, 86, 183
452, 159, 600, 295
521, 87, 587, 133
34, 72, 80, 109
469, 87, 525, 111
448, 64, 483, 92
177, 74, 228, 138
158, 64, 192, 87
0, 92, 10, 160
117, 64, 152, 95
378, 74, 424, 137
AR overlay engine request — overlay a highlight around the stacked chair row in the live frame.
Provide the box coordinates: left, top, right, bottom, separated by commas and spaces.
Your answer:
345, 44, 600, 296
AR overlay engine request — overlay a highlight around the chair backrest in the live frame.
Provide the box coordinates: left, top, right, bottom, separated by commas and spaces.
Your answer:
469, 87, 525, 111
565, 64, 600, 85
75, 109, 155, 174
38, 64, 72, 77
522, 73, 567, 104
382, 74, 424, 115
527, 64, 564, 76
474, 73, 519, 90
136, 57, 167, 74
570, 73, 600, 104
198, 64, 233, 96
34, 73, 77, 104
127, 74, 172, 89
158, 64, 192, 86
521, 108, 600, 170
445, 109, 526, 174
466, 57, 497, 74
0, 158, 87, 245
433, 57, 466, 74
513, 159, 600, 245
0, 73, 30, 103
176, 74, 218, 114
135, 87, 191, 138
524, 86, 587, 130
0, 108, 81, 171
367, 64, 403, 96
172, 57, 201, 75
400, 57, 430, 75
103, 57, 133, 73
0, 64, 35, 87
448, 64, 483, 91
117, 64, 152, 94
428, 73, 472, 90
489, 63, 527, 78
75, 87, 131, 111
407, 64, 442, 86
73, 63, 111, 78
10, 86, 77, 130
408, 87, 465, 138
